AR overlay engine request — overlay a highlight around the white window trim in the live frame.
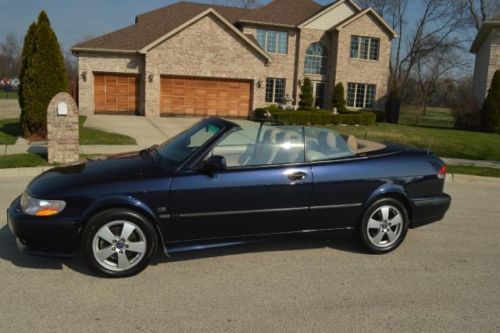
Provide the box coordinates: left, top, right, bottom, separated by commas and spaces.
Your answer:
347, 83, 376, 108
266, 78, 286, 103
350, 36, 380, 61
257, 29, 288, 55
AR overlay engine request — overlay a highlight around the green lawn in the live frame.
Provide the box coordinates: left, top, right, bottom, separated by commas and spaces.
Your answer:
399, 105, 455, 128
0, 117, 136, 145
79, 116, 136, 145
0, 91, 18, 99
332, 123, 500, 161
0, 118, 21, 144
448, 165, 500, 178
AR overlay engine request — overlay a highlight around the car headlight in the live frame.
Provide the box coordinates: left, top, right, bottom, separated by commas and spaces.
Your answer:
21, 192, 66, 217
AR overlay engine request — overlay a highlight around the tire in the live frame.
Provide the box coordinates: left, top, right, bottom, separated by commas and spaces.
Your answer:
359, 198, 409, 254
81, 208, 158, 278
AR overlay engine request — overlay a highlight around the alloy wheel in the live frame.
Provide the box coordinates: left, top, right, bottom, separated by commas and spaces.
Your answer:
366, 205, 404, 248
92, 220, 147, 272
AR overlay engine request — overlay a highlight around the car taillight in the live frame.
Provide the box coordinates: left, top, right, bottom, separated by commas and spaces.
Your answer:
438, 165, 447, 179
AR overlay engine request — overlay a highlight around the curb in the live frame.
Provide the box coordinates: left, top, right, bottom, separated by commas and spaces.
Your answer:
446, 173, 500, 184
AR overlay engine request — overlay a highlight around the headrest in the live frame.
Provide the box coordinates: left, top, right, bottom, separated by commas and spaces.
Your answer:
318, 130, 337, 149
262, 129, 279, 144
341, 134, 358, 153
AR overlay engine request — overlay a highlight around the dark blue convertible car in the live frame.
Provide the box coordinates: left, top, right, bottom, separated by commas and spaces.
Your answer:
7, 117, 451, 277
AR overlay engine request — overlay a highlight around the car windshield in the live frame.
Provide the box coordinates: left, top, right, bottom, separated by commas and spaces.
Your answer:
154, 120, 224, 167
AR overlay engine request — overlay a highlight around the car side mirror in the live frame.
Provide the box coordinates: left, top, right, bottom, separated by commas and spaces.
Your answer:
201, 155, 227, 173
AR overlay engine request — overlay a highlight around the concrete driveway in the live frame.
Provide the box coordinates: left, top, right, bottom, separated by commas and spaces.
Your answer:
0, 174, 499, 332
84, 115, 200, 147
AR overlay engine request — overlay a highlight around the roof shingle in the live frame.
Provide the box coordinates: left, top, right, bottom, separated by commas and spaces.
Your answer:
72, 0, 327, 51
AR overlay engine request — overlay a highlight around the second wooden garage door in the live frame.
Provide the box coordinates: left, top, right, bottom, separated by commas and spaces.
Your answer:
94, 73, 139, 114
161, 77, 251, 117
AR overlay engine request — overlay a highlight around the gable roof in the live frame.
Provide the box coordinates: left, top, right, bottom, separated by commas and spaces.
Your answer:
72, 0, 396, 54
72, 1, 252, 52
138, 8, 272, 64
332, 7, 398, 38
239, 0, 324, 27
298, 0, 361, 28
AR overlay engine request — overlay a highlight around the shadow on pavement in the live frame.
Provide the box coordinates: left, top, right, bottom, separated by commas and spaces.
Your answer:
0, 224, 96, 276
0, 223, 366, 276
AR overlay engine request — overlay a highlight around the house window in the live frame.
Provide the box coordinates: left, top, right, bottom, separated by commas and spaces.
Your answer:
266, 78, 286, 103
304, 43, 328, 75
350, 36, 380, 60
257, 29, 288, 54
347, 83, 376, 108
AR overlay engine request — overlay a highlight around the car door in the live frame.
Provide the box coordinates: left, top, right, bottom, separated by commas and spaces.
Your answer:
304, 127, 381, 230
166, 124, 312, 242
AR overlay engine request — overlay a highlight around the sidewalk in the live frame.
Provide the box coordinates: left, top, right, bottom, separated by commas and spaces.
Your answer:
442, 158, 500, 169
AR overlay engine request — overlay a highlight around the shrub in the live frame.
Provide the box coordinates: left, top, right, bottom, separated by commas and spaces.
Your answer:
270, 110, 376, 126
481, 70, 500, 133
19, 11, 67, 139
452, 94, 481, 131
331, 82, 347, 113
299, 78, 314, 110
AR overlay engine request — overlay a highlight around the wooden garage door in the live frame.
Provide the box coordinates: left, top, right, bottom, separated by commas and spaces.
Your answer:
94, 73, 139, 114
161, 76, 251, 117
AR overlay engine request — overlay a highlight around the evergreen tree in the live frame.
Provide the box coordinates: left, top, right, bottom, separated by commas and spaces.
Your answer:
299, 78, 314, 110
331, 82, 347, 113
481, 70, 500, 133
20, 11, 67, 138
19, 22, 37, 120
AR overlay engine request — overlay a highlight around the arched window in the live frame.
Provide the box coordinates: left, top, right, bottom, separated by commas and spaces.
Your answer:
304, 43, 327, 75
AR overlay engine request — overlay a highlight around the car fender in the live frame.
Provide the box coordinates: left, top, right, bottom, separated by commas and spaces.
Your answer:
363, 183, 414, 214
80, 194, 169, 256
81, 194, 159, 223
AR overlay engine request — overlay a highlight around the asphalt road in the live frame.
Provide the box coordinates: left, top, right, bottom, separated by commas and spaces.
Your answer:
0, 174, 499, 332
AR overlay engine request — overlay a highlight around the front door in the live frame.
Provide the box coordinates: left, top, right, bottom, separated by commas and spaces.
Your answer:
313, 82, 326, 109
167, 124, 312, 242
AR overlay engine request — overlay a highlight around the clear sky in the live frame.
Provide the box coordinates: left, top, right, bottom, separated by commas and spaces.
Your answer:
0, 0, 334, 50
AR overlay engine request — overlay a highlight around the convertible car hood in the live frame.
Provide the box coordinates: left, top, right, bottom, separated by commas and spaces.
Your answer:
27, 151, 170, 197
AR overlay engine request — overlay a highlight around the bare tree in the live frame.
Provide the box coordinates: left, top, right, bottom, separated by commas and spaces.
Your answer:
359, 0, 470, 112
465, 0, 500, 31
212, 0, 262, 9
415, 43, 468, 114
0, 33, 22, 77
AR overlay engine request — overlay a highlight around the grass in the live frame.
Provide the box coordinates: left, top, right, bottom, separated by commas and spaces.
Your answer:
332, 123, 500, 161
0, 91, 18, 99
448, 165, 500, 178
79, 116, 136, 145
399, 105, 455, 128
0, 117, 136, 145
0, 118, 21, 144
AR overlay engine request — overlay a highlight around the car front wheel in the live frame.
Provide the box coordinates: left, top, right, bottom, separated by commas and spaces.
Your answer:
359, 198, 409, 254
81, 209, 157, 278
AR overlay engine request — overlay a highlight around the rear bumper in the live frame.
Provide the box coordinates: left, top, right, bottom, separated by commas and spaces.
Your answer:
410, 193, 451, 228
7, 196, 80, 256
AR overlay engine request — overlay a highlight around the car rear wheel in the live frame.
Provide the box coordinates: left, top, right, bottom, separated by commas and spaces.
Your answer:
81, 209, 157, 278
359, 198, 409, 254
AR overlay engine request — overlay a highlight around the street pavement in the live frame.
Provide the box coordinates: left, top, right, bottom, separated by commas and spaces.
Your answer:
0, 174, 499, 332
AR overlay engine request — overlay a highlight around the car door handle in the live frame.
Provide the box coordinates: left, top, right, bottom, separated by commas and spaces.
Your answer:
287, 171, 307, 181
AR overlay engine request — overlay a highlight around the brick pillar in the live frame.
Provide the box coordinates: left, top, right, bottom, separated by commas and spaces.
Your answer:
47, 92, 80, 164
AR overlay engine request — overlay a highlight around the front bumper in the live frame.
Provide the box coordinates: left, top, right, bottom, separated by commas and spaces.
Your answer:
410, 193, 452, 228
7, 196, 80, 256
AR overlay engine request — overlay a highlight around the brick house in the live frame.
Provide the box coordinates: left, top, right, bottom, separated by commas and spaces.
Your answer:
71, 0, 397, 118
471, 16, 500, 106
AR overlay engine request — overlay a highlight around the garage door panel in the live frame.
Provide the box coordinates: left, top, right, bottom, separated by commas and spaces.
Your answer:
94, 73, 139, 114
161, 76, 251, 117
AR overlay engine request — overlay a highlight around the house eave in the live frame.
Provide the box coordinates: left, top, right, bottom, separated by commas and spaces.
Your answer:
237, 19, 297, 30
470, 21, 500, 53
71, 47, 139, 56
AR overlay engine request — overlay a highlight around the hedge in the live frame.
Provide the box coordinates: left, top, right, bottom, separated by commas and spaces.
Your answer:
253, 108, 376, 125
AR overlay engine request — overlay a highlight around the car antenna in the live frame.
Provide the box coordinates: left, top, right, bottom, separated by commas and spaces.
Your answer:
427, 139, 433, 155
